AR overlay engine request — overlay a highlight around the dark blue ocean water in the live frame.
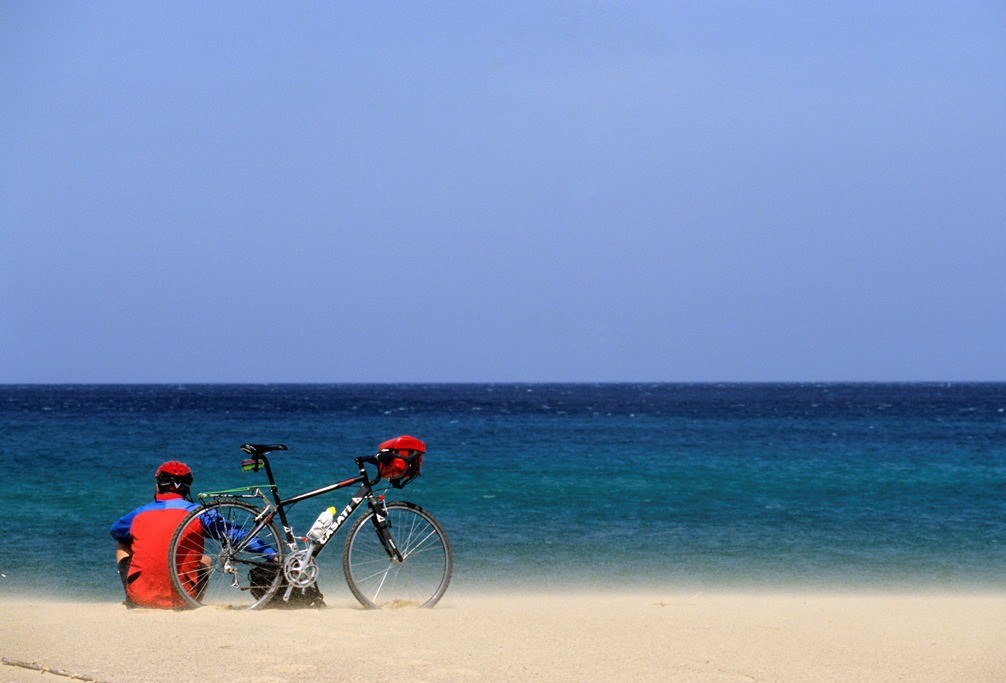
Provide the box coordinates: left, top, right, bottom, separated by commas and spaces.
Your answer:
2, 384, 1005, 601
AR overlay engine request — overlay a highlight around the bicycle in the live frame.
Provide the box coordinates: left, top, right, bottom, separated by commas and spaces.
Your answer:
167, 437, 453, 610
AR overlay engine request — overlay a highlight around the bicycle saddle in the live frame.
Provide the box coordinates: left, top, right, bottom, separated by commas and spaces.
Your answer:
240, 444, 288, 457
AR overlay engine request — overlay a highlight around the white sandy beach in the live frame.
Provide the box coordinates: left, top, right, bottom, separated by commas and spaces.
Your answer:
1, 591, 1004, 682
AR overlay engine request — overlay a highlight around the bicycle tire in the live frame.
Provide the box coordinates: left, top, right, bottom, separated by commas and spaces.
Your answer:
343, 501, 453, 609
168, 500, 286, 610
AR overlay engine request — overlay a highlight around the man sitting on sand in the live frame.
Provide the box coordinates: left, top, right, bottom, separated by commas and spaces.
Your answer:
109, 461, 200, 608
110, 461, 323, 609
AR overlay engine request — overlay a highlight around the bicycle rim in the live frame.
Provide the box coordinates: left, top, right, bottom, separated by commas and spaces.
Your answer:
343, 502, 452, 609
169, 501, 285, 610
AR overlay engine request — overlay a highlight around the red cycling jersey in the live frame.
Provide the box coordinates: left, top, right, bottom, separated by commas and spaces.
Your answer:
109, 493, 202, 608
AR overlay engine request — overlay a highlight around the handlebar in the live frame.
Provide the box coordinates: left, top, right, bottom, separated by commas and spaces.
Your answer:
356, 455, 383, 487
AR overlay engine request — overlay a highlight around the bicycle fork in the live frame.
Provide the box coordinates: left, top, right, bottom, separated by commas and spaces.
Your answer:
370, 498, 404, 563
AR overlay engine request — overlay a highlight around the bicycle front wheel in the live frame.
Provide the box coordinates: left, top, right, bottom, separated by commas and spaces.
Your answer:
343, 501, 453, 609
168, 500, 285, 610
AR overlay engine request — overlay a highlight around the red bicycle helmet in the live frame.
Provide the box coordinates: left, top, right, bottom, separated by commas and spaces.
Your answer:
377, 435, 425, 482
155, 460, 193, 493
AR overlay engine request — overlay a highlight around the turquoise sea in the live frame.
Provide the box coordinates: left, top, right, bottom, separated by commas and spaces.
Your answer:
2, 384, 1005, 602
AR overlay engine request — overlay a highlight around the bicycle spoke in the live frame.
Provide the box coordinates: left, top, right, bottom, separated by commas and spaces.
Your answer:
372, 567, 392, 603
401, 528, 437, 559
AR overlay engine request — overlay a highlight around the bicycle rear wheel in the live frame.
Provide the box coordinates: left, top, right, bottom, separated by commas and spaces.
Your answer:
343, 501, 452, 609
168, 500, 285, 610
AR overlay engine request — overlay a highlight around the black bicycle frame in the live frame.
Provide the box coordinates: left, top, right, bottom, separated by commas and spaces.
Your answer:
248, 454, 401, 560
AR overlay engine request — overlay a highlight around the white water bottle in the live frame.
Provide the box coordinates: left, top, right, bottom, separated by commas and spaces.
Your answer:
307, 506, 337, 542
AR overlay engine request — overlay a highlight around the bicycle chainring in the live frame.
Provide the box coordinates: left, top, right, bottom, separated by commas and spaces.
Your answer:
282, 549, 319, 588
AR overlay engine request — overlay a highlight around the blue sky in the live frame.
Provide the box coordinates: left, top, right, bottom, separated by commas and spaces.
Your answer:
2, 2, 1004, 382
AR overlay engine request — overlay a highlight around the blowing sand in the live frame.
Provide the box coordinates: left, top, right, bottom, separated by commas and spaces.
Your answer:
1, 591, 1003, 682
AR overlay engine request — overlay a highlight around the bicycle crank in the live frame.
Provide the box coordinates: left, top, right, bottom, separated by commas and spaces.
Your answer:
283, 549, 319, 588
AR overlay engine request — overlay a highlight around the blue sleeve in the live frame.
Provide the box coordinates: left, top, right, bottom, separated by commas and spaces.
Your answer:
201, 508, 278, 561
109, 508, 138, 542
